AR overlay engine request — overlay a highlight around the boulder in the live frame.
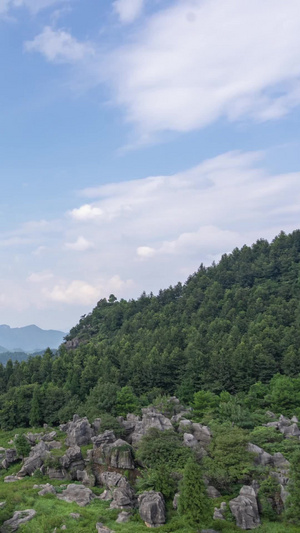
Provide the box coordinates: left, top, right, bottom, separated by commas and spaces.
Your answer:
183, 433, 198, 448
92, 431, 116, 448
178, 419, 192, 432
92, 418, 102, 434
70, 513, 80, 520
0, 509, 36, 532
65, 415, 94, 447
109, 439, 135, 469
2, 448, 18, 469
213, 502, 226, 520
76, 469, 96, 487
99, 471, 135, 509
57, 484, 95, 507
248, 443, 273, 466
191, 423, 212, 447
279, 423, 300, 438
18, 441, 49, 477
48, 441, 62, 450
60, 445, 85, 478
4, 476, 19, 483
173, 493, 180, 509
138, 491, 166, 528
207, 486, 221, 498
116, 511, 131, 523
99, 471, 127, 488
129, 408, 173, 446
38, 483, 56, 496
25, 433, 43, 446
96, 524, 114, 533
42, 431, 57, 442
47, 467, 67, 480
229, 486, 260, 529
0, 502, 6, 509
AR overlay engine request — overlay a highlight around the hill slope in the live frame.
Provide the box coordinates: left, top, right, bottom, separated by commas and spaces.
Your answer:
0, 324, 65, 352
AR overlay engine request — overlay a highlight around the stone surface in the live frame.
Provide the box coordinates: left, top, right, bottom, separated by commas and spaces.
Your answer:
128, 408, 173, 446
60, 445, 85, 478
248, 443, 273, 466
183, 433, 198, 448
207, 485, 221, 498
138, 491, 166, 528
0, 509, 36, 532
57, 484, 95, 507
70, 513, 80, 520
4, 476, 20, 483
38, 483, 56, 496
229, 486, 260, 530
65, 416, 94, 447
213, 502, 226, 520
1, 448, 18, 469
191, 423, 212, 447
173, 493, 180, 510
116, 511, 131, 523
18, 441, 49, 477
96, 524, 114, 533
76, 469, 96, 487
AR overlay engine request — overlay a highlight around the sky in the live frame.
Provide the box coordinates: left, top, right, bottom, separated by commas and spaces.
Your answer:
0, 0, 300, 332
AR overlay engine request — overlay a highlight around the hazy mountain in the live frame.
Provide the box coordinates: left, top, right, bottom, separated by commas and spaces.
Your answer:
0, 324, 65, 353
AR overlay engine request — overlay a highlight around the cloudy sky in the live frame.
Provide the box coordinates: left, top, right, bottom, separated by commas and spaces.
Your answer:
1, 0, 300, 331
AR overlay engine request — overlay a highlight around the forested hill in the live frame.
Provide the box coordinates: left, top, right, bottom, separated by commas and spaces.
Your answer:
1, 229, 300, 428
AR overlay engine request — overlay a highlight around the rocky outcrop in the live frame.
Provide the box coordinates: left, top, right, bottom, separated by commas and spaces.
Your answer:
96, 524, 114, 533
91, 434, 135, 472
17, 441, 49, 477
57, 484, 95, 507
37, 483, 56, 496
0, 509, 36, 532
229, 486, 260, 529
183, 433, 198, 448
65, 415, 94, 446
1, 448, 18, 469
247, 443, 274, 466
138, 491, 166, 528
60, 445, 85, 479
116, 511, 131, 523
213, 502, 226, 520
77, 469, 96, 487
121, 408, 173, 446
98, 471, 135, 510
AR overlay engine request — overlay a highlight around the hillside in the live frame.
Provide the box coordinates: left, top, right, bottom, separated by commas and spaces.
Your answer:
0, 325, 65, 353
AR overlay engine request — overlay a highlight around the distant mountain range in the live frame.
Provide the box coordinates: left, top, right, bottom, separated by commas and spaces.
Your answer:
0, 324, 66, 353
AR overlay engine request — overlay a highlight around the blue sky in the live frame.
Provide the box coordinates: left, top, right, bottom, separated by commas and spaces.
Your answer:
0, 0, 300, 331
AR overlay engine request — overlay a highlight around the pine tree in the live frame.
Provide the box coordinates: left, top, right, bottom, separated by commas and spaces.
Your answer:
29, 386, 43, 427
286, 449, 300, 525
178, 458, 211, 527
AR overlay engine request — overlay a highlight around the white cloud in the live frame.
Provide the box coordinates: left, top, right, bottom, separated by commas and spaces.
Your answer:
0, 0, 66, 15
25, 26, 94, 63
44, 280, 100, 304
69, 204, 103, 221
137, 246, 155, 258
27, 271, 54, 282
65, 236, 94, 251
106, 0, 300, 135
113, 0, 144, 24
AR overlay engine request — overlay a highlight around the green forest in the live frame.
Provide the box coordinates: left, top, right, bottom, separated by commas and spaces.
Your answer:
1, 230, 300, 427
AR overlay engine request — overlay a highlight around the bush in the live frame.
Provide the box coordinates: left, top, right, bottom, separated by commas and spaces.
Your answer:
136, 428, 191, 470
14, 434, 31, 458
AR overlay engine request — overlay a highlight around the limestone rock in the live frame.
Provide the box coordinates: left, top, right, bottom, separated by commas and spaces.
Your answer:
183, 433, 198, 448
4, 475, 19, 482
138, 491, 166, 528
213, 502, 226, 520
248, 443, 273, 466
18, 441, 49, 477
57, 484, 95, 507
1, 448, 18, 469
65, 415, 94, 447
116, 511, 131, 523
96, 524, 114, 533
129, 408, 173, 446
38, 483, 56, 496
60, 445, 85, 478
191, 423, 211, 447
207, 486, 221, 498
70, 513, 80, 520
229, 486, 260, 529
92, 431, 116, 448
76, 469, 96, 487
0, 509, 36, 532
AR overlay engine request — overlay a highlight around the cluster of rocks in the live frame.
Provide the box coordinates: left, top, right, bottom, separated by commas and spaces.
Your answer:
1, 405, 298, 531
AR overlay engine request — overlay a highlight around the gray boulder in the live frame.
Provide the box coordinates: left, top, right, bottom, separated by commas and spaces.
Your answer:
4, 476, 19, 483
138, 491, 166, 528
129, 408, 173, 446
183, 433, 198, 448
76, 469, 96, 487
92, 431, 116, 448
213, 502, 226, 520
99, 471, 135, 509
229, 486, 260, 529
207, 485, 221, 498
248, 443, 273, 466
99, 471, 127, 489
42, 431, 57, 442
116, 511, 131, 523
0, 509, 36, 532
65, 415, 94, 446
280, 423, 300, 438
178, 419, 192, 432
109, 439, 135, 469
18, 441, 49, 477
57, 484, 95, 507
60, 445, 85, 478
2, 448, 18, 469
191, 423, 212, 447
96, 524, 114, 533
38, 483, 56, 496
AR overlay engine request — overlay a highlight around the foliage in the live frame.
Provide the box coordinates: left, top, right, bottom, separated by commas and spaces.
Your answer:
136, 465, 177, 500
136, 428, 191, 470
285, 448, 300, 524
178, 458, 211, 526
14, 434, 31, 458
258, 477, 282, 521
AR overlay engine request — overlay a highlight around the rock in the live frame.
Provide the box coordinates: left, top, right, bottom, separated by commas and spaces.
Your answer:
191, 423, 212, 447
60, 445, 85, 478
173, 493, 180, 509
266, 411, 276, 418
213, 502, 226, 520
99, 471, 127, 488
0, 502, 6, 508
57, 484, 95, 507
279, 423, 300, 438
99, 489, 113, 501
42, 431, 57, 442
207, 486, 221, 498
61, 526, 67, 530
92, 431, 116, 448
183, 433, 198, 448
201, 530, 219, 533
248, 443, 274, 466
47, 467, 67, 480
291, 416, 299, 423
116, 511, 131, 523
0, 509, 36, 532
272, 452, 290, 469
18, 441, 49, 477
38, 483, 56, 496
138, 491, 166, 528
178, 419, 192, 432
229, 486, 260, 529
129, 407, 173, 446
4, 476, 20, 482
70, 513, 80, 519
76, 469, 95, 487
279, 415, 291, 426
92, 418, 102, 434
65, 416, 94, 447
26, 433, 43, 446
110, 484, 135, 510
48, 441, 62, 450
2, 448, 18, 469
109, 439, 135, 469
96, 524, 114, 533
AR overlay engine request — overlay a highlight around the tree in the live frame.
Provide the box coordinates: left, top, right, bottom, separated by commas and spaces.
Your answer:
14, 434, 31, 459
178, 458, 211, 526
115, 386, 139, 417
286, 449, 300, 525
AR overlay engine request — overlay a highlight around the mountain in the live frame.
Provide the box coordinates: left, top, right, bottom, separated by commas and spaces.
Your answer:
0, 324, 65, 353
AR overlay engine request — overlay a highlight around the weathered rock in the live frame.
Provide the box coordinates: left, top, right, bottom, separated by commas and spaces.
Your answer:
183, 433, 198, 448
229, 486, 260, 530
65, 415, 94, 447
4, 475, 19, 482
92, 418, 102, 434
96, 524, 114, 533
48, 441, 62, 450
26, 433, 43, 446
116, 511, 131, 523
291, 416, 299, 423
0, 502, 6, 509
138, 491, 166, 528
70, 513, 80, 520
76, 469, 95, 487
57, 484, 95, 507
99, 471, 126, 488
248, 443, 273, 466
109, 439, 135, 469
1, 448, 18, 469
18, 441, 49, 477
279, 423, 300, 438
191, 423, 211, 447
129, 408, 173, 446
0, 509, 36, 532
42, 431, 57, 442
110, 484, 136, 510
178, 419, 192, 432
60, 445, 85, 478
173, 493, 180, 509
38, 483, 56, 496
207, 485, 221, 498
99, 489, 113, 501
279, 415, 291, 426
47, 467, 67, 480
272, 452, 290, 470
92, 431, 116, 448
266, 411, 276, 419
213, 501, 226, 520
